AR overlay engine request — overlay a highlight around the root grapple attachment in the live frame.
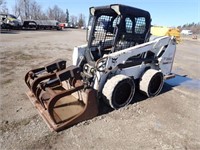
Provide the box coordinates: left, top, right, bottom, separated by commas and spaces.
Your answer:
25, 60, 98, 131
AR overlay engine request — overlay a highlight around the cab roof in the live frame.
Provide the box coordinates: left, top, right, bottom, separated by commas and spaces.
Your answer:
89, 4, 151, 19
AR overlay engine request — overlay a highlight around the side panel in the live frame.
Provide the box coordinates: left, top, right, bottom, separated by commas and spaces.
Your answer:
72, 44, 87, 66
158, 37, 176, 75
94, 36, 176, 92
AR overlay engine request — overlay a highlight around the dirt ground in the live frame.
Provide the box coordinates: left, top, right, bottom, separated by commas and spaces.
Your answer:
0, 29, 200, 150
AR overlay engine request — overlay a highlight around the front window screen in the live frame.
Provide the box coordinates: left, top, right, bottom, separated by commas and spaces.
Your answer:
91, 15, 120, 48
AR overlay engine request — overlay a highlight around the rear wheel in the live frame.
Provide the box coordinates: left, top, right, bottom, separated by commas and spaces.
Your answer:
139, 69, 164, 97
102, 75, 135, 109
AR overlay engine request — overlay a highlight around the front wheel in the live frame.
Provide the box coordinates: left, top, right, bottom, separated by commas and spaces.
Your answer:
102, 75, 135, 109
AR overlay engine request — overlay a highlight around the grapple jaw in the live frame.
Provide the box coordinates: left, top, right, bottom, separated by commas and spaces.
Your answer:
25, 59, 66, 91
25, 60, 98, 131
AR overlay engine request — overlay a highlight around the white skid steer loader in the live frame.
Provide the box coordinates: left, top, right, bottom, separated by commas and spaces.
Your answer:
25, 4, 176, 131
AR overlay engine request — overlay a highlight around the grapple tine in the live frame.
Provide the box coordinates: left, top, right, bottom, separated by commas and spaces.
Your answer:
36, 86, 46, 109
25, 59, 67, 92
47, 84, 85, 123
24, 67, 45, 89
53, 89, 98, 132
30, 73, 56, 95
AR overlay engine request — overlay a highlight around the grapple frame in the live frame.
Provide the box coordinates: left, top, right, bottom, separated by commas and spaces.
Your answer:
25, 60, 98, 131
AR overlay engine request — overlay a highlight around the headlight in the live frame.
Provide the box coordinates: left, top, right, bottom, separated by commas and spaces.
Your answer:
95, 57, 108, 72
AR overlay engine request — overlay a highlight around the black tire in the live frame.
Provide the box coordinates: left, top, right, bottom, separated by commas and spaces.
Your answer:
140, 69, 164, 97
102, 75, 135, 109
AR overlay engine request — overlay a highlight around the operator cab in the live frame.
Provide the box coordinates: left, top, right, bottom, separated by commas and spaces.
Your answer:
86, 4, 151, 61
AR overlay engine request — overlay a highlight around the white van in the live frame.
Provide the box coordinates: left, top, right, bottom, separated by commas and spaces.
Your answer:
181, 30, 193, 35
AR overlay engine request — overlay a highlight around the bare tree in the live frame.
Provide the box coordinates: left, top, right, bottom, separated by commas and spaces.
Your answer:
70, 15, 77, 26
0, 0, 3, 5
29, 1, 43, 19
46, 5, 66, 22
46, 7, 53, 19
24, 0, 30, 19
78, 13, 85, 28
0, 0, 8, 13
13, 0, 27, 19
13, 0, 22, 17
13, 0, 43, 19
12, 1, 77, 24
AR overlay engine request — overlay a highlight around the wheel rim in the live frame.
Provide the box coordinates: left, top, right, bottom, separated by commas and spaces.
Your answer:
112, 80, 134, 107
149, 73, 163, 96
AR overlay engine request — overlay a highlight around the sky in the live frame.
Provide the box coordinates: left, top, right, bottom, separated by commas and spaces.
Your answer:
5, 0, 200, 27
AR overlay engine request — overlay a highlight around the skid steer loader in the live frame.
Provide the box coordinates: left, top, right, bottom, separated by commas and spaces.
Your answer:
25, 4, 176, 131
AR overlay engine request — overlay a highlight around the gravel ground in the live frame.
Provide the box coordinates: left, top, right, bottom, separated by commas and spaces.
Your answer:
0, 29, 200, 150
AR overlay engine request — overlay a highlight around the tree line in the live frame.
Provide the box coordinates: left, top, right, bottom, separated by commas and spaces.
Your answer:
177, 22, 200, 34
0, 0, 86, 27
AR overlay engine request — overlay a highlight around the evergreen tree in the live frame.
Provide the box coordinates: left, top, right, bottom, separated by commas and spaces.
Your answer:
66, 9, 69, 23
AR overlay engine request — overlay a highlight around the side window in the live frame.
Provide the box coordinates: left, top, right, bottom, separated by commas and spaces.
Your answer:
125, 17, 133, 33
135, 17, 146, 34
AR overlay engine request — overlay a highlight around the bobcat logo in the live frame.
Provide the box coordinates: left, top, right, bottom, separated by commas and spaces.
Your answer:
112, 57, 118, 63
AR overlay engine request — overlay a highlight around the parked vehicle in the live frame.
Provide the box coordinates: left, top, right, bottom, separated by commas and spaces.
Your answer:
151, 26, 181, 43
0, 13, 22, 29
23, 20, 62, 30
181, 30, 193, 35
